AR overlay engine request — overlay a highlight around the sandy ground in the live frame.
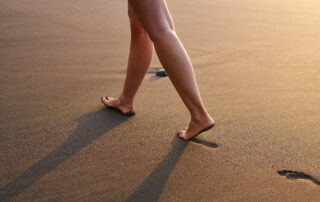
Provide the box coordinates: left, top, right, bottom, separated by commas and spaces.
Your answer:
1, 0, 320, 201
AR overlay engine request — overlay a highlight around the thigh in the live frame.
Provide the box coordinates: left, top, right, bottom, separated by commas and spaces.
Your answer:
128, 0, 174, 34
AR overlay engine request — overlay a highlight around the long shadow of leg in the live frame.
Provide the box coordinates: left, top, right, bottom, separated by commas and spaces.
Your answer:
0, 108, 130, 201
127, 137, 188, 202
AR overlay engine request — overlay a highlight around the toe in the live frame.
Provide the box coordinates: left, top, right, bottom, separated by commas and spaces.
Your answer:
101, 97, 111, 106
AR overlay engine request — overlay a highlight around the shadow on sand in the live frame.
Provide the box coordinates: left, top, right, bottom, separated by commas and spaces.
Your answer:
127, 137, 218, 202
149, 75, 163, 82
0, 108, 130, 201
126, 137, 188, 202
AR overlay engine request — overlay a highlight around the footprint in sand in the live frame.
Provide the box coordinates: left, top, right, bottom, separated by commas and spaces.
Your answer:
191, 139, 218, 148
278, 170, 320, 186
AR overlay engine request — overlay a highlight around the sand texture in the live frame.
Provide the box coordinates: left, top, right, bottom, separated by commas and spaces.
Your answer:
1, 0, 320, 201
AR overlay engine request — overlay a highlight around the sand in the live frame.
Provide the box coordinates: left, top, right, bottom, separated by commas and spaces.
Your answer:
1, 0, 320, 201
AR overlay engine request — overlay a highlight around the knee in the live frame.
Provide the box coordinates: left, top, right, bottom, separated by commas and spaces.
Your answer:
130, 21, 149, 39
147, 26, 176, 43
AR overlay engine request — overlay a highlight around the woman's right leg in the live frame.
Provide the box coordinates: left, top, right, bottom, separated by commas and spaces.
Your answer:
102, 4, 153, 114
129, 0, 214, 139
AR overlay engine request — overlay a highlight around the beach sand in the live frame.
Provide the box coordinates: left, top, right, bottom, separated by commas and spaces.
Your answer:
1, 0, 320, 201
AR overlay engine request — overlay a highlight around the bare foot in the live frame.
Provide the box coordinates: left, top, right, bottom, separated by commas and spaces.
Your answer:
101, 96, 135, 115
177, 115, 214, 140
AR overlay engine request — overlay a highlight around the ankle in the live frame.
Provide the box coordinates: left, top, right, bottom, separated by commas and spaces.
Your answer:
191, 110, 212, 123
118, 94, 134, 109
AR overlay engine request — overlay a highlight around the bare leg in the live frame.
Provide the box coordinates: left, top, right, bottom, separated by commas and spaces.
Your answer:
102, 4, 154, 114
129, 0, 214, 139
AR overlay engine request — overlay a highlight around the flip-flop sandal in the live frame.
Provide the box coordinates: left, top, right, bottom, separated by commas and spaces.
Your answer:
101, 96, 136, 116
177, 122, 215, 141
